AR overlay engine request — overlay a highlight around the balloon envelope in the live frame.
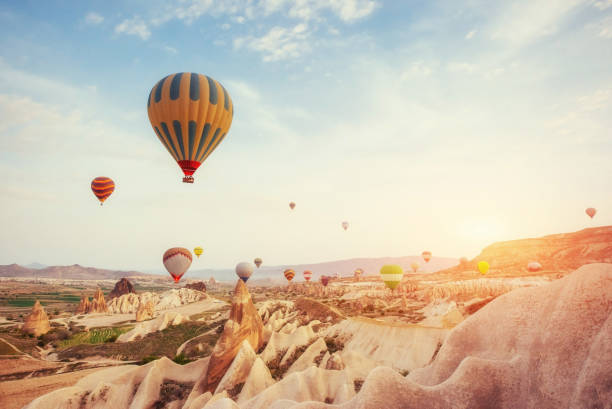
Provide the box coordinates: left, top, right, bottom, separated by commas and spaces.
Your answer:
289, 202, 296, 210
380, 264, 404, 290
320, 276, 330, 286
586, 208, 596, 218
410, 262, 419, 273
163, 248, 192, 283
284, 269, 295, 282
422, 251, 432, 263
147, 73, 234, 183
342, 221, 349, 231
193, 247, 203, 258
235, 262, 254, 282
91, 177, 115, 205
254, 258, 262, 268
303, 270, 312, 281
354, 268, 363, 279
478, 261, 490, 275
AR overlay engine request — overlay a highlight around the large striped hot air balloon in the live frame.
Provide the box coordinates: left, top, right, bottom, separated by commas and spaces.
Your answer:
320, 275, 330, 287
478, 261, 490, 275
147, 73, 234, 183
91, 177, 114, 205
254, 258, 262, 268
235, 262, 254, 282
380, 264, 403, 290
422, 251, 432, 263
163, 247, 192, 283
586, 207, 596, 219
193, 247, 203, 258
303, 270, 312, 281
284, 269, 295, 282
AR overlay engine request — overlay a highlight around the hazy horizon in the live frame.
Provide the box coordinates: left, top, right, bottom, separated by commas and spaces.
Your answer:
1, 1, 611, 271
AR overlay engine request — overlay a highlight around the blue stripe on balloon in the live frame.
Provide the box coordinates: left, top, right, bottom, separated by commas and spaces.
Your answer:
161, 122, 181, 160
200, 127, 221, 161
190, 73, 200, 101
173, 120, 186, 160
187, 121, 196, 159
147, 89, 152, 108
206, 76, 218, 105
155, 75, 169, 103
194, 123, 211, 160
154, 126, 175, 160
170, 73, 183, 100
221, 85, 229, 111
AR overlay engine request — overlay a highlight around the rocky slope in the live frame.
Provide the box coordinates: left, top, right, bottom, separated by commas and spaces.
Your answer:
0, 264, 154, 279
439, 226, 612, 276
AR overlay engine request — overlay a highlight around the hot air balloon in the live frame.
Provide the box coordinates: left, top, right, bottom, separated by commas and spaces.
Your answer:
320, 275, 330, 287
410, 262, 419, 273
342, 221, 349, 231
289, 202, 296, 210
235, 262, 254, 282
477, 261, 490, 275
147, 73, 234, 183
254, 258, 262, 268
380, 265, 403, 290
586, 208, 596, 219
284, 269, 295, 282
422, 251, 432, 263
193, 247, 203, 258
527, 261, 542, 272
354, 268, 363, 280
303, 270, 312, 281
91, 177, 115, 205
163, 247, 192, 283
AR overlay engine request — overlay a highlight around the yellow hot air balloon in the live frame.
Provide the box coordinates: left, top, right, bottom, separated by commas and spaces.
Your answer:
478, 261, 490, 275
147, 73, 234, 183
410, 262, 419, 273
193, 247, 203, 258
380, 265, 404, 290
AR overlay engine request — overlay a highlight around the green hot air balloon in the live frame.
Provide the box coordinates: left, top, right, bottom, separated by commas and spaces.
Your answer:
380, 264, 404, 290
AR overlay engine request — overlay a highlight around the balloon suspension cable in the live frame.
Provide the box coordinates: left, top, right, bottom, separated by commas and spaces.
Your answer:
183, 176, 194, 183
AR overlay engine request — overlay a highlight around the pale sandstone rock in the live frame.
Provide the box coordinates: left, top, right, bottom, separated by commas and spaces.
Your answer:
21, 300, 51, 337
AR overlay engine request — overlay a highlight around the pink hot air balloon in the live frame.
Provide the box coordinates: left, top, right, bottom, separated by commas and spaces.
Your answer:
163, 247, 192, 283
342, 221, 349, 231
586, 208, 596, 219
303, 270, 312, 281
320, 275, 329, 287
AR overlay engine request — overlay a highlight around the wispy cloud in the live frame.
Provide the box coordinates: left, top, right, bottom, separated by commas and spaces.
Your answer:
84, 12, 104, 25
465, 29, 476, 39
115, 17, 151, 40
235, 23, 310, 62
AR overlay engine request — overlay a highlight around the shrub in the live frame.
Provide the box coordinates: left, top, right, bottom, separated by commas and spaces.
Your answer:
172, 353, 192, 365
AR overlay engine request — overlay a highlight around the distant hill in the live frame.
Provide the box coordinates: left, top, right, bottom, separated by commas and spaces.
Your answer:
187, 255, 459, 283
436, 226, 612, 277
25, 262, 47, 269
0, 263, 155, 280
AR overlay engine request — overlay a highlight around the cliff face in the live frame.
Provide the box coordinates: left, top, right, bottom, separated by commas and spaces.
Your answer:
441, 226, 612, 276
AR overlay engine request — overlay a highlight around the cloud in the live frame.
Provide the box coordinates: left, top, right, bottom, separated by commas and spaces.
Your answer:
162, 45, 178, 54
115, 17, 151, 40
592, 0, 612, 9
465, 29, 476, 39
84, 12, 104, 25
234, 23, 311, 61
593, 16, 612, 37
447, 61, 477, 74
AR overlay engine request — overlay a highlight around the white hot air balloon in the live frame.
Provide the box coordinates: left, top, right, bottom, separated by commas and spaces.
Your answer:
235, 262, 254, 282
163, 248, 192, 283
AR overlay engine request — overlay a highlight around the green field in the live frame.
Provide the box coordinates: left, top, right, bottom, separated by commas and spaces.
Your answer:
58, 327, 133, 349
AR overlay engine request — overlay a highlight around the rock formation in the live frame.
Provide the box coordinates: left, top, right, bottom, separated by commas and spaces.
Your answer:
86, 288, 108, 313
75, 294, 91, 314
117, 312, 189, 342
21, 300, 51, 337
186, 281, 207, 292
108, 277, 136, 299
192, 279, 264, 396
135, 300, 154, 321
107, 288, 205, 314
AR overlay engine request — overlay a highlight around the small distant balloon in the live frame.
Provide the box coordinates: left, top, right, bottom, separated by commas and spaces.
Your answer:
586, 208, 596, 219
289, 202, 296, 210
477, 261, 490, 275
163, 247, 192, 283
303, 270, 312, 281
527, 261, 542, 272
321, 275, 330, 287
193, 247, 203, 258
91, 177, 115, 206
284, 269, 295, 282
380, 264, 404, 290
235, 262, 254, 282
410, 262, 419, 273
254, 258, 262, 268
342, 221, 349, 231
422, 251, 432, 263
354, 268, 363, 279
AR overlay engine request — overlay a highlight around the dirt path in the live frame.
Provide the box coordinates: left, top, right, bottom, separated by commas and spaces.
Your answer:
0, 367, 104, 409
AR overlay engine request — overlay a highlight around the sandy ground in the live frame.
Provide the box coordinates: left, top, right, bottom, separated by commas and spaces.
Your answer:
0, 366, 105, 409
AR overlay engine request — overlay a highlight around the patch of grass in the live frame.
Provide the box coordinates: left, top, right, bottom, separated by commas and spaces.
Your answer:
172, 353, 192, 365
58, 327, 132, 349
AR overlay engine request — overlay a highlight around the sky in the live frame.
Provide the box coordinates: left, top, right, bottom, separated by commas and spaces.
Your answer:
0, 0, 611, 271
